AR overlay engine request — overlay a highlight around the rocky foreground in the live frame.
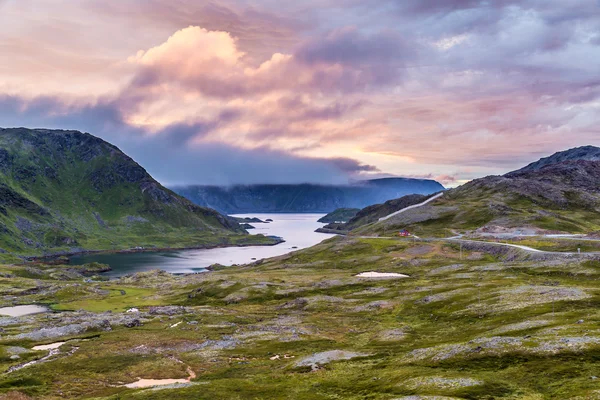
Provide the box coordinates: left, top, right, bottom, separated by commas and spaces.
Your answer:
0, 236, 599, 399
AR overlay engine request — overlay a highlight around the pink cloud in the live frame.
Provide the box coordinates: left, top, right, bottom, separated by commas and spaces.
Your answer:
1, 0, 600, 186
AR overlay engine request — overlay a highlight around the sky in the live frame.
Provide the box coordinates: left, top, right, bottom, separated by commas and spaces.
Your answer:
0, 0, 599, 187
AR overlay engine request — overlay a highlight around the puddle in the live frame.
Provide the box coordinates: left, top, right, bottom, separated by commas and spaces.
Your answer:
0, 305, 48, 317
124, 363, 196, 389
355, 272, 409, 278
125, 378, 190, 388
32, 342, 66, 351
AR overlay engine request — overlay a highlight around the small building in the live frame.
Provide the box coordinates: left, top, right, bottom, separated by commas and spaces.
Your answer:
398, 230, 411, 237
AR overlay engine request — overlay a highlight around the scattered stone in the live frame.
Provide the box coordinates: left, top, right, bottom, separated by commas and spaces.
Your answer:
149, 306, 190, 315
405, 376, 483, 390
354, 300, 394, 312
197, 336, 239, 351
278, 298, 309, 310
490, 320, 552, 335
295, 350, 370, 371
124, 319, 141, 328
377, 329, 407, 341
5, 346, 29, 356
428, 264, 465, 275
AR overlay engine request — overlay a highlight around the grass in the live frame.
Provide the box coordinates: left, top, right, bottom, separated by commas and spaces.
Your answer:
50, 286, 166, 312
0, 235, 599, 399
474, 236, 600, 253
350, 183, 600, 239
0, 128, 277, 260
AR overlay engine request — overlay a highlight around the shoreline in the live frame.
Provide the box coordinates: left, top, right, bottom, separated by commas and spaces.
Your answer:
21, 237, 286, 265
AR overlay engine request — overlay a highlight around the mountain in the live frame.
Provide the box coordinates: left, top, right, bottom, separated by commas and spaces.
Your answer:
511, 145, 600, 174
350, 146, 600, 237
172, 178, 444, 214
0, 128, 271, 260
318, 194, 435, 233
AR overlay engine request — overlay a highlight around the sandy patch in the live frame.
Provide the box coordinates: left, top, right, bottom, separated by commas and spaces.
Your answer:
124, 365, 196, 389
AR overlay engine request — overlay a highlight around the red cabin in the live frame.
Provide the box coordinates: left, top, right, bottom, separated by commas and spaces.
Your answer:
398, 230, 411, 237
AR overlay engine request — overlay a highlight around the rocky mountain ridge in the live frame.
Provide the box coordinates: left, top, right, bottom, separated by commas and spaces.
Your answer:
510, 145, 600, 174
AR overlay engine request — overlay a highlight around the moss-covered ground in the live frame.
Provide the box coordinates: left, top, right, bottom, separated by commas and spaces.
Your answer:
0, 236, 598, 399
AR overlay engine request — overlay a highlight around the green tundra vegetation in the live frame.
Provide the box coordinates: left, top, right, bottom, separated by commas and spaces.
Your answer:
0, 128, 276, 263
0, 235, 598, 399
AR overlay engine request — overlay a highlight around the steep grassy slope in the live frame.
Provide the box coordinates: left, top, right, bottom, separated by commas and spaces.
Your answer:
353, 154, 600, 237
0, 128, 271, 260
1, 236, 600, 398
173, 178, 444, 214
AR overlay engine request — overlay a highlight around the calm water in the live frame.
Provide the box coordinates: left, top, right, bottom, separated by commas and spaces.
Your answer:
0, 305, 49, 317
69, 214, 333, 278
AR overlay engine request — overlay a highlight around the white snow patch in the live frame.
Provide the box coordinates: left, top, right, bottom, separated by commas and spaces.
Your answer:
32, 342, 66, 351
356, 272, 409, 278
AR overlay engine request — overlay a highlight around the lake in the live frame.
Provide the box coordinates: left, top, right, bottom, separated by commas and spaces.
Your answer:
0, 304, 49, 317
69, 213, 334, 278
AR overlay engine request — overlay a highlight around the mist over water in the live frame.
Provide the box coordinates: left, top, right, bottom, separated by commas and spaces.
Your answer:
70, 214, 334, 277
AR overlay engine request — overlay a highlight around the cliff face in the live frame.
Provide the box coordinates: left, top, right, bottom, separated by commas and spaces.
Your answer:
173, 178, 445, 214
0, 128, 255, 258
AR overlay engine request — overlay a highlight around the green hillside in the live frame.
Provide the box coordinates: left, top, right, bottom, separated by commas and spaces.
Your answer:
321, 194, 435, 234
351, 153, 600, 237
0, 128, 273, 260
2, 235, 600, 398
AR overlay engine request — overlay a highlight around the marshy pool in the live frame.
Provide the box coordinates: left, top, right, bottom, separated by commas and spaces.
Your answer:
0, 305, 49, 317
